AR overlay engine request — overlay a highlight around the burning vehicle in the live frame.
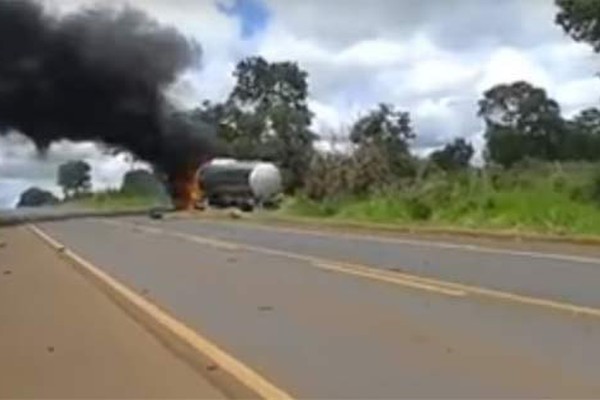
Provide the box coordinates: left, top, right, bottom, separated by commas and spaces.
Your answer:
199, 159, 283, 211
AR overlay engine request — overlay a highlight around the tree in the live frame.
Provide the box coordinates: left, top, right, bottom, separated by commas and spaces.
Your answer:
121, 169, 167, 197
17, 187, 58, 208
554, 1, 600, 162
230, 57, 310, 112
478, 81, 565, 167
564, 107, 600, 160
194, 100, 271, 160
224, 56, 316, 192
430, 138, 474, 171
57, 160, 92, 198
350, 103, 416, 176
556, 0, 600, 51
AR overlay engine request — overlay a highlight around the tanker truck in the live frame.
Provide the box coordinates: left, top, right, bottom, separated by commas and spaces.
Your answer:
199, 159, 282, 211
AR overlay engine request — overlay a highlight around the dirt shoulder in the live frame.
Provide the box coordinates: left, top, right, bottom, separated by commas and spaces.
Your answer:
0, 226, 226, 399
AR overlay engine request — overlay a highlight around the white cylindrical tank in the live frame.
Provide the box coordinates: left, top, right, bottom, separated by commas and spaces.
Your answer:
249, 162, 282, 200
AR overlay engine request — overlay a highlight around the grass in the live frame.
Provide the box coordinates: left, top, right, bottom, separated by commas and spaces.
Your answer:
63, 190, 170, 211
282, 162, 600, 236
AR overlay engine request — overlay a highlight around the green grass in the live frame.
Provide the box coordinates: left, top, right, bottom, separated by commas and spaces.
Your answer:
283, 162, 600, 236
64, 190, 170, 211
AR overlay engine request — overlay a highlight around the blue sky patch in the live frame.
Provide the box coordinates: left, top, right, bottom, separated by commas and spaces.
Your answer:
217, 0, 270, 39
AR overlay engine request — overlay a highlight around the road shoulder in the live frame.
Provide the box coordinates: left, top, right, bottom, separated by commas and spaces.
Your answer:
0, 225, 227, 399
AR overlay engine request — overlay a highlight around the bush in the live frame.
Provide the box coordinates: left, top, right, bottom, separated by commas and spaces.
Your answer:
420, 179, 454, 205
405, 197, 432, 221
590, 170, 600, 204
551, 173, 567, 192
570, 185, 590, 202
290, 160, 600, 235
483, 197, 497, 211
303, 142, 394, 201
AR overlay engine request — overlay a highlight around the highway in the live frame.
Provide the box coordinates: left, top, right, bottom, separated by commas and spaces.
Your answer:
34, 215, 600, 397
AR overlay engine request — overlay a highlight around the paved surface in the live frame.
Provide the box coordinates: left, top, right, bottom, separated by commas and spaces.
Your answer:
0, 226, 226, 399
36, 216, 600, 398
0, 206, 158, 226
153, 217, 600, 309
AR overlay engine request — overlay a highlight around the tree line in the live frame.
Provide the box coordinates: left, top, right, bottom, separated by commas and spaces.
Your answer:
17, 161, 164, 207
17, 0, 600, 206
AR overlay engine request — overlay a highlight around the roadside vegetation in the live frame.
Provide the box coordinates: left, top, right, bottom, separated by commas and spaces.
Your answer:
64, 168, 170, 211
191, 1, 600, 237
284, 161, 600, 236
67, 189, 168, 211
17, 163, 169, 211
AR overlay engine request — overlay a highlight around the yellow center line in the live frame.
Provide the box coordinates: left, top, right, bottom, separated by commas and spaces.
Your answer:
101, 219, 463, 297
104, 219, 600, 318
312, 262, 466, 297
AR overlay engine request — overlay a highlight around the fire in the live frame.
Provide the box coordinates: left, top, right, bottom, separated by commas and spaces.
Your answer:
172, 167, 203, 211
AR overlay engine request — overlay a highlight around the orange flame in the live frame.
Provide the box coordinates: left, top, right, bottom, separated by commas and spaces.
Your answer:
173, 168, 202, 211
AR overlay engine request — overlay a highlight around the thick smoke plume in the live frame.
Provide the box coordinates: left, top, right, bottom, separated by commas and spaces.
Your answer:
0, 0, 216, 204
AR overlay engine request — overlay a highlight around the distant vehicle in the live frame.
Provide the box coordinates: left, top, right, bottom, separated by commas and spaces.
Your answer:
199, 159, 282, 211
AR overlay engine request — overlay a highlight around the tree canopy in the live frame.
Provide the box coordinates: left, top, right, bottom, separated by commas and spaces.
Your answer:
430, 138, 474, 171
478, 81, 565, 167
563, 107, 600, 161
57, 160, 92, 198
556, 0, 600, 51
350, 103, 416, 176
17, 187, 58, 208
208, 56, 316, 192
121, 169, 167, 198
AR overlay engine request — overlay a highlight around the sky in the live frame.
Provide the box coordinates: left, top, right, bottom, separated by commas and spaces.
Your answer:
1, 0, 600, 207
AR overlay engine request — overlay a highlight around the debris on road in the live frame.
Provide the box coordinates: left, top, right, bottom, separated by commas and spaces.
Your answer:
149, 208, 164, 220
229, 209, 243, 219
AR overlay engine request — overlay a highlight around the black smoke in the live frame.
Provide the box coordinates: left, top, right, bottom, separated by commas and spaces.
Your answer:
0, 0, 216, 187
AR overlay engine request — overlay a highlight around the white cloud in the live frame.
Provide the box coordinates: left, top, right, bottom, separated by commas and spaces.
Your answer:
309, 100, 345, 132
265, 0, 562, 51
476, 47, 553, 93
259, 0, 599, 150
555, 78, 600, 116
405, 59, 479, 96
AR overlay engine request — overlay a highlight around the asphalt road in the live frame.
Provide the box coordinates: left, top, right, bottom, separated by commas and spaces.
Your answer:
0, 206, 159, 226
38, 216, 600, 398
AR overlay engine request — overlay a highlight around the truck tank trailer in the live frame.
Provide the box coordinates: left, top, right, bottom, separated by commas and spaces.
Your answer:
199, 159, 282, 211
